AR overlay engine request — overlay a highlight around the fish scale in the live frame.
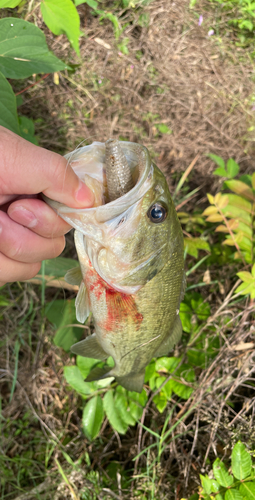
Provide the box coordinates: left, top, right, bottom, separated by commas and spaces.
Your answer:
44, 139, 185, 393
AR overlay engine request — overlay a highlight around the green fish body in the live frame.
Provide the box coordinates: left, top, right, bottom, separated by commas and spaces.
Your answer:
45, 140, 185, 392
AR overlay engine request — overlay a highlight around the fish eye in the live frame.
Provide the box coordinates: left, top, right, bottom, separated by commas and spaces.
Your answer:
147, 203, 167, 224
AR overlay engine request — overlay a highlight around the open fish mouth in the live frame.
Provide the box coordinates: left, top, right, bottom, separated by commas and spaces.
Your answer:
44, 140, 161, 292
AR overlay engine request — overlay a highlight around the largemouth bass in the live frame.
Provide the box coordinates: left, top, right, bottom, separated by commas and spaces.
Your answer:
45, 139, 185, 393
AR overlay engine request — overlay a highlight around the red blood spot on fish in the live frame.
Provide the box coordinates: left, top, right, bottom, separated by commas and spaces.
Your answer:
85, 268, 143, 332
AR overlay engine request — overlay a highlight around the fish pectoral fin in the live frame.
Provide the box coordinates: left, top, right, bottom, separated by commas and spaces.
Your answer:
65, 266, 83, 286
85, 366, 113, 382
71, 333, 108, 360
115, 371, 145, 393
75, 281, 90, 323
154, 315, 183, 358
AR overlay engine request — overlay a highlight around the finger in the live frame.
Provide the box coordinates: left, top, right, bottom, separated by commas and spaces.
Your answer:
0, 253, 41, 285
8, 198, 71, 238
0, 126, 94, 208
0, 211, 65, 263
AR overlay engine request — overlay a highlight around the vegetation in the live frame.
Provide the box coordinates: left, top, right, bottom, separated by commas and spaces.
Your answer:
0, 0, 255, 499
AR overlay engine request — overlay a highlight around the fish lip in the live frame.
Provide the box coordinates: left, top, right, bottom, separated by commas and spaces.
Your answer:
43, 141, 153, 226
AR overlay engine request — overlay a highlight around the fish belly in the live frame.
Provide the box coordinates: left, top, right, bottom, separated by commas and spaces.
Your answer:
84, 251, 184, 380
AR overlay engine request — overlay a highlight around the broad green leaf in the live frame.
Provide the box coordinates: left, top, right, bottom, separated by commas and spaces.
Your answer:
0, 18, 67, 79
252, 173, 255, 190
206, 214, 224, 223
239, 174, 252, 187
235, 282, 255, 295
231, 441, 252, 480
236, 272, 253, 283
225, 489, 243, 500
184, 237, 211, 258
170, 379, 194, 399
239, 482, 255, 499
225, 180, 255, 202
179, 303, 192, 333
82, 395, 104, 440
18, 116, 38, 145
41, 0, 80, 56
0, 0, 21, 6
39, 258, 79, 279
203, 206, 219, 216
45, 299, 83, 350
103, 389, 129, 434
252, 263, 255, 278
213, 458, 234, 487
77, 356, 99, 378
214, 167, 228, 177
222, 194, 252, 214
0, 72, 20, 134
226, 159, 240, 178
200, 475, 213, 494
128, 390, 147, 421
207, 153, 225, 169
74, 0, 98, 7
64, 365, 96, 395
115, 389, 137, 426
155, 356, 180, 373
216, 495, 224, 500
153, 392, 168, 413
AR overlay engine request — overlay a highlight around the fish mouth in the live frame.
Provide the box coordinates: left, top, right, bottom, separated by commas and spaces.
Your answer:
44, 140, 155, 293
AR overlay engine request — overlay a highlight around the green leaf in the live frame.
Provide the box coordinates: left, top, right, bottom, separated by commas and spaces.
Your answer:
184, 238, 210, 258
45, 299, 83, 351
207, 153, 225, 169
231, 441, 252, 480
213, 458, 234, 487
41, 0, 80, 56
214, 167, 228, 177
76, 356, 99, 379
156, 123, 172, 134
64, 365, 96, 395
0, 72, 20, 134
82, 395, 104, 440
225, 180, 255, 202
0, 18, 67, 79
39, 257, 79, 279
18, 116, 38, 145
226, 159, 240, 178
0, 0, 22, 6
115, 389, 137, 426
239, 482, 255, 499
224, 489, 243, 500
74, 0, 98, 7
128, 390, 147, 421
103, 389, 129, 434
200, 475, 214, 494
236, 272, 253, 283
170, 379, 194, 399
155, 356, 180, 373
153, 391, 168, 413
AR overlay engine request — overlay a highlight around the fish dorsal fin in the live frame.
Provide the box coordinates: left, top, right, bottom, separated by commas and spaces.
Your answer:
115, 371, 145, 393
75, 281, 90, 323
154, 315, 183, 358
65, 266, 83, 285
71, 333, 108, 360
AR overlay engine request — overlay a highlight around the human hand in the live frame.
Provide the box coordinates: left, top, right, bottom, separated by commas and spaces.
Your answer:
0, 126, 94, 287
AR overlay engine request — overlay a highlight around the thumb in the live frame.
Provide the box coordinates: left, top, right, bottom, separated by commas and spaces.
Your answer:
0, 126, 94, 208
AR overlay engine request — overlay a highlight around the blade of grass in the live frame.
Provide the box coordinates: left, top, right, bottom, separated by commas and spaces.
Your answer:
173, 154, 200, 200
9, 340, 20, 403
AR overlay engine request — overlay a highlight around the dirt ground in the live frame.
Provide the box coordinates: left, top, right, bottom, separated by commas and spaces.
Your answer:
1, 0, 255, 498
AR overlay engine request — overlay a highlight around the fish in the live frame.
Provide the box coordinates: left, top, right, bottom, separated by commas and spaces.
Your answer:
45, 139, 185, 393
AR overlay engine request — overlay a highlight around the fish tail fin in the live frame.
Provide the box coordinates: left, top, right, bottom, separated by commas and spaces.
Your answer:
115, 371, 145, 393
85, 366, 113, 382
